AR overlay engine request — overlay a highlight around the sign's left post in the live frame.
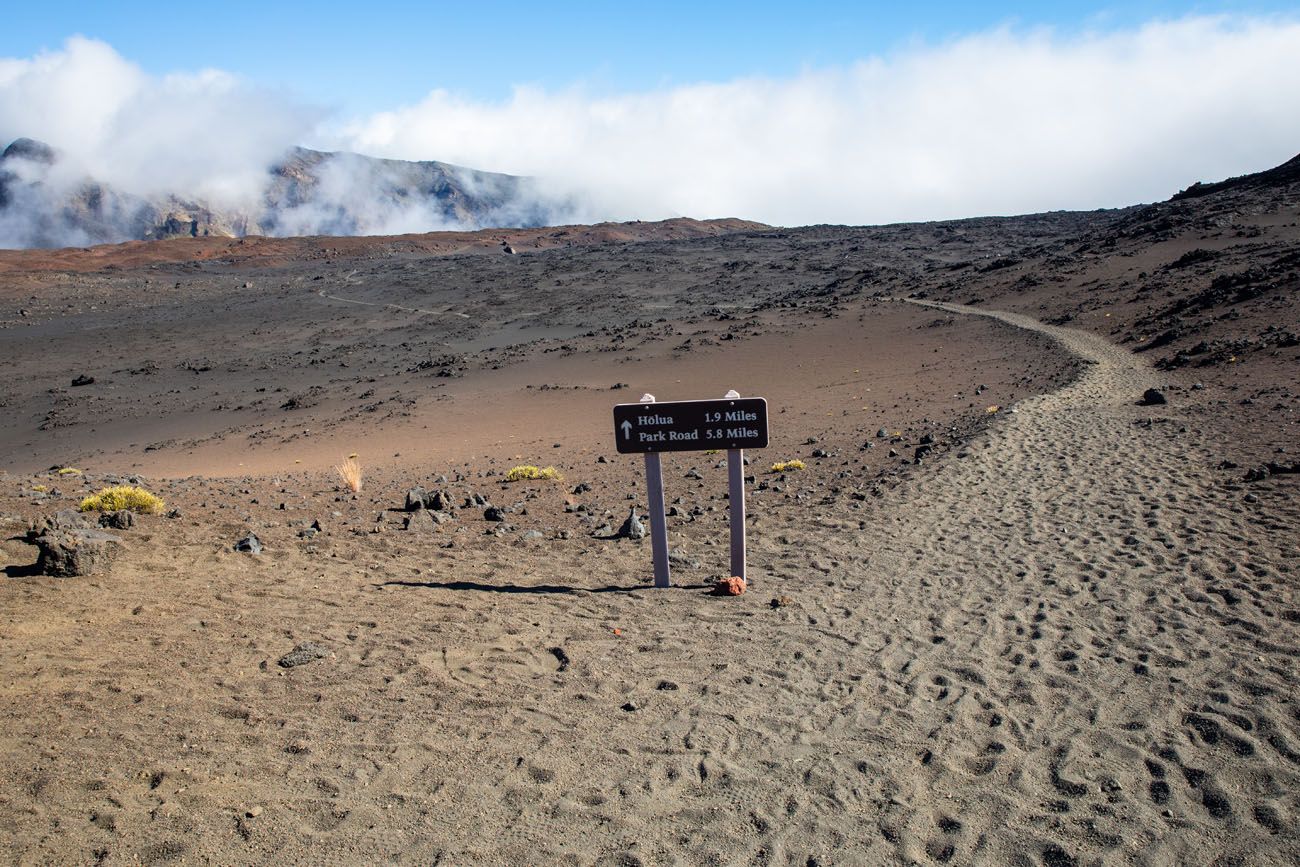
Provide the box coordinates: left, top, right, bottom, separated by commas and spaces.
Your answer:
638, 394, 672, 588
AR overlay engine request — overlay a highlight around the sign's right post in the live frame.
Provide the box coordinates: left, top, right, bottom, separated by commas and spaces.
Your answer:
728, 446, 746, 582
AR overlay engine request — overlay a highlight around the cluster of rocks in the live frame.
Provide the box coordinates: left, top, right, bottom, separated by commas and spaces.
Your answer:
1243, 460, 1300, 483
403, 485, 527, 536
403, 486, 461, 532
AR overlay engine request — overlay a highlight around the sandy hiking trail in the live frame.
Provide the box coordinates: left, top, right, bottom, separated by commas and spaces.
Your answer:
1, 303, 1295, 866
760, 299, 1298, 863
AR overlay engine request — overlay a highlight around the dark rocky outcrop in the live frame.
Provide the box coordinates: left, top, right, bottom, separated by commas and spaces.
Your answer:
35, 528, 123, 577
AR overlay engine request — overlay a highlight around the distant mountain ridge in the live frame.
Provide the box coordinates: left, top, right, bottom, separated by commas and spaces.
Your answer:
0, 138, 563, 249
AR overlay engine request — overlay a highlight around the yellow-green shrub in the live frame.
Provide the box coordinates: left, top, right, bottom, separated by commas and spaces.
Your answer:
56, 467, 83, 476
505, 465, 563, 482
770, 460, 806, 473
79, 486, 165, 515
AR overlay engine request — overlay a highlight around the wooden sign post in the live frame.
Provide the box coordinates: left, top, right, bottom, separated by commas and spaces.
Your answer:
638, 395, 672, 588
613, 391, 769, 588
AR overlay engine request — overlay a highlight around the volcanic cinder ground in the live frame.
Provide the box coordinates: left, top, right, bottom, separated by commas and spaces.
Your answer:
0, 160, 1298, 865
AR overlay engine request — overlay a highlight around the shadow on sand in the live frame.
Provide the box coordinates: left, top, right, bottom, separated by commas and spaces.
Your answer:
4, 562, 44, 579
376, 579, 708, 595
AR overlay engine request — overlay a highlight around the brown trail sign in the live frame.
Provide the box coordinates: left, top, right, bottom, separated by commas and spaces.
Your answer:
614, 397, 769, 454
613, 392, 769, 587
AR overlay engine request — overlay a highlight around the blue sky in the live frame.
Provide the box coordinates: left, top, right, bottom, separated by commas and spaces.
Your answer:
3, 1, 1296, 114
1, 3, 1299, 228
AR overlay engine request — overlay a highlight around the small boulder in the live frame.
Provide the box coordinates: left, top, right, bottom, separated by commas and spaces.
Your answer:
27, 509, 93, 541
233, 533, 262, 554
404, 488, 427, 511
618, 507, 646, 540
71, 374, 95, 387
277, 642, 329, 668
36, 528, 123, 576
713, 576, 747, 596
98, 510, 135, 530
1139, 388, 1168, 406
484, 506, 506, 522
403, 510, 436, 532
668, 550, 701, 570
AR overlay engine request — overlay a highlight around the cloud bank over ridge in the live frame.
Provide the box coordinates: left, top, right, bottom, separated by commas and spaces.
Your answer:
341, 15, 1300, 225
2, 15, 1299, 240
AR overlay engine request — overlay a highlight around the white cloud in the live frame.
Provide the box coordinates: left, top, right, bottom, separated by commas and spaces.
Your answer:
333, 15, 1300, 225
2, 18, 1299, 236
0, 36, 317, 208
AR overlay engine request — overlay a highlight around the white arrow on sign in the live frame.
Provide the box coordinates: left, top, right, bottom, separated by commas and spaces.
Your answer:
620, 419, 633, 440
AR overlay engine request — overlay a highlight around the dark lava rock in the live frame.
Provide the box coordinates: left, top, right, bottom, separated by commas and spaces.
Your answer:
618, 507, 646, 540
404, 510, 436, 532
26, 509, 93, 541
35, 528, 123, 576
277, 642, 329, 668
98, 510, 135, 530
404, 487, 428, 511
668, 550, 701, 569
1139, 388, 1168, 406
484, 506, 506, 522
1246, 461, 1300, 482
876, 428, 889, 438
914, 445, 933, 462
571, 482, 592, 494
233, 533, 262, 554
406, 488, 454, 512
71, 374, 95, 387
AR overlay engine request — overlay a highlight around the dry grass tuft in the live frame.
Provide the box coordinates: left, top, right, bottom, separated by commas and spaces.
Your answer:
80, 486, 165, 514
335, 457, 363, 492
505, 465, 563, 482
